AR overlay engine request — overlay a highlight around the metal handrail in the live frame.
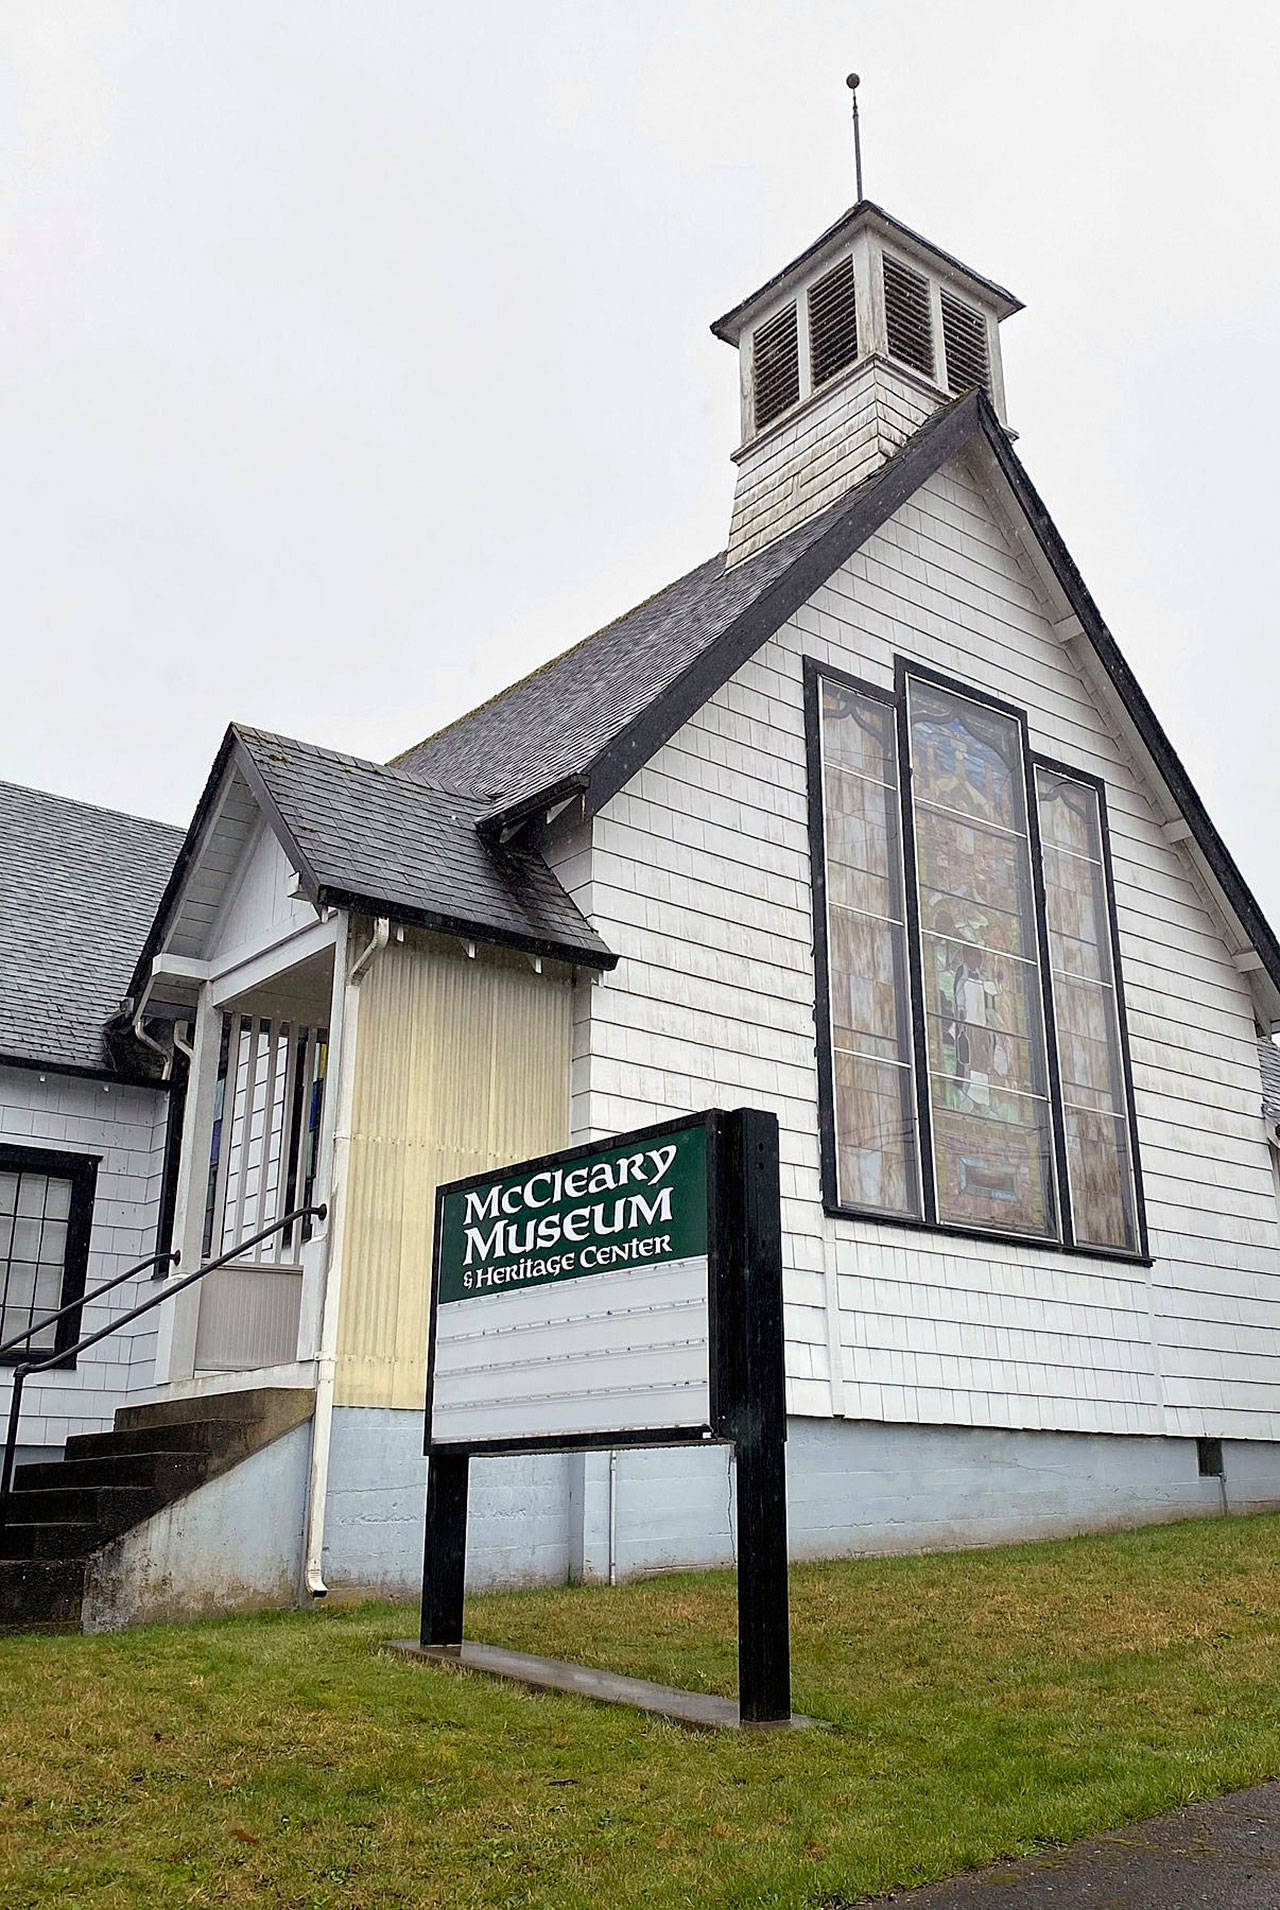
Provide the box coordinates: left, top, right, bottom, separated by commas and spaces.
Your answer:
0, 1203, 326, 1512
0, 1246, 181, 1366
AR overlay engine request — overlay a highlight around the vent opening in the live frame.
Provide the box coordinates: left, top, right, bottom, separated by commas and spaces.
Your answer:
751, 304, 800, 431
1197, 1436, 1224, 1479
808, 256, 859, 390
941, 292, 991, 395
882, 255, 934, 380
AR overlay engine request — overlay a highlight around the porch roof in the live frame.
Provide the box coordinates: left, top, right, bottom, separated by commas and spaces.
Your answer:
231, 727, 614, 970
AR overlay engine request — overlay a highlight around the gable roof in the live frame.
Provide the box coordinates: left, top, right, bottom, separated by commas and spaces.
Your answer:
396, 394, 981, 827
0, 778, 182, 1078
395, 388, 1280, 1018
133, 726, 614, 992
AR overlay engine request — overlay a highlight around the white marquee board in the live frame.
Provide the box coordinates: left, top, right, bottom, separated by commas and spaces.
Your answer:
426, 1116, 712, 1452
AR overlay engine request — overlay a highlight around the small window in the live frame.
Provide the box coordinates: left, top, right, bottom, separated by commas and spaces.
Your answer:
808, 257, 859, 390
941, 293, 990, 395
751, 304, 800, 431
0, 1146, 97, 1363
882, 255, 934, 379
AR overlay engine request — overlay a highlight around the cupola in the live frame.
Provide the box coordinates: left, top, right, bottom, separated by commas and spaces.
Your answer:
712, 199, 1022, 565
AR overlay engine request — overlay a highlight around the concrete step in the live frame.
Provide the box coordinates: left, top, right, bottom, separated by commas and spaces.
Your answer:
13, 1452, 211, 1496
0, 1520, 101, 1560
65, 1421, 239, 1462
0, 1385, 315, 1633
0, 1484, 169, 1533
114, 1387, 312, 1436
0, 1557, 88, 1630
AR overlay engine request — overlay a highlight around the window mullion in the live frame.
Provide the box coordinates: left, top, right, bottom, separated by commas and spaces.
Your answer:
893, 662, 938, 1228
1023, 753, 1074, 1248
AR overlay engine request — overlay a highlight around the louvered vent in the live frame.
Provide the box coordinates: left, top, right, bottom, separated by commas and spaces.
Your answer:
752, 304, 800, 431
808, 256, 859, 389
941, 293, 990, 394
882, 255, 934, 379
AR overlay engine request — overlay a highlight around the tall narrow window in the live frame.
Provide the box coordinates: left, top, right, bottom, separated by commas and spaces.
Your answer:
907, 680, 1057, 1239
1035, 769, 1139, 1251
819, 679, 921, 1218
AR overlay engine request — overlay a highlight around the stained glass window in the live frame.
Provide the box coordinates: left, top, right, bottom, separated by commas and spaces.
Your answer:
819, 680, 921, 1219
813, 663, 1143, 1257
1036, 769, 1138, 1251
908, 680, 1057, 1239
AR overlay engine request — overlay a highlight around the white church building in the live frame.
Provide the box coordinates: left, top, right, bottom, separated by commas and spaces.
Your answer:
5, 187, 1280, 1629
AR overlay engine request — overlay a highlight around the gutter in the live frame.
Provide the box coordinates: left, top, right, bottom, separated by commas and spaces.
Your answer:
303, 915, 389, 1597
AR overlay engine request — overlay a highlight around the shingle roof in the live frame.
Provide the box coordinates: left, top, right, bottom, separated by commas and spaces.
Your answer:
233, 726, 614, 968
0, 779, 182, 1076
1259, 1037, 1280, 1124
392, 477, 881, 814
392, 389, 1280, 1021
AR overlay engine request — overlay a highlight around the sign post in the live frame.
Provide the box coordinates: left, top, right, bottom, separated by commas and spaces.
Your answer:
418, 1106, 792, 1727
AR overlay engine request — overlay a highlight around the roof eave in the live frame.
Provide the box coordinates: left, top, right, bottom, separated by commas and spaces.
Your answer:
710, 199, 1024, 345
313, 884, 617, 972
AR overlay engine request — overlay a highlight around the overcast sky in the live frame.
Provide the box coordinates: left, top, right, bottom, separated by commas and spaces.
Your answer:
3, 3, 1278, 917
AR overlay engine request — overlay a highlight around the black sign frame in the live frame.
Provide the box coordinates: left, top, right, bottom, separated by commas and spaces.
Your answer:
418, 1106, 791, 1726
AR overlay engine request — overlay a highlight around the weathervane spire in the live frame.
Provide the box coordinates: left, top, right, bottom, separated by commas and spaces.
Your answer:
846, 72, 863, 201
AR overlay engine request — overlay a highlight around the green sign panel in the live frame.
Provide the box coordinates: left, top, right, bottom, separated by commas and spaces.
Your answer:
437, 1121, 708, 1305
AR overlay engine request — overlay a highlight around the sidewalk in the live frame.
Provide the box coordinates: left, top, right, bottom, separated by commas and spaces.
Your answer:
870, 1781, 1280, 1907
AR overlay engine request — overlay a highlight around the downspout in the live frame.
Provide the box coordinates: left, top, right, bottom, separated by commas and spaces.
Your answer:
303, 915, 389, 1598
128, 980, 173, 1079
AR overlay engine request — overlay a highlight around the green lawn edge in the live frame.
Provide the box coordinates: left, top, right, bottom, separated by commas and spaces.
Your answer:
3, 1511, 1279, 1909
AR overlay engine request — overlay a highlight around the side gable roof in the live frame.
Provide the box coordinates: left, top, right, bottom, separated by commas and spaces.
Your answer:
132, 726, 614, 994
0, 778, 182, 1078
395, 389, 1280, 1017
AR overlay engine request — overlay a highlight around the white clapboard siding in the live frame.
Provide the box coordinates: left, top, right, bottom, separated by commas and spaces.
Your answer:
553, 449, 1280, 1441
208, 821, 315, 966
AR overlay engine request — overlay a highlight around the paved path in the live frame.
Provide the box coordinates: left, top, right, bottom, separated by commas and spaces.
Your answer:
868, 1781, 1280, 1907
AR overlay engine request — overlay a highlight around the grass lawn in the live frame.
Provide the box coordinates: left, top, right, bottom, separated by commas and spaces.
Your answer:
3, 1515, 1280, 1908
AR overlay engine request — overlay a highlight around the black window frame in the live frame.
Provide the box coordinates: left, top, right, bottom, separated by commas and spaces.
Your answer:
0, 1143, 99, 1367
805, 654, 1150, 1266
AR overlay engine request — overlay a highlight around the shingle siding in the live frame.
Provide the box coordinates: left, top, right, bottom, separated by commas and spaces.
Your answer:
556, 453, 1280, 1441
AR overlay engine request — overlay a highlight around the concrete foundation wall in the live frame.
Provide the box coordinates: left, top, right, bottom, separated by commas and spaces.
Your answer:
318, 1406, 1280, 1598
81, 1423, 311, 1631
323, 1405, 575, 1596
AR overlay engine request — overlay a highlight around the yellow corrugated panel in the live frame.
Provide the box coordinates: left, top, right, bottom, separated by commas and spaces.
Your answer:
335, 937, 571, 1408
